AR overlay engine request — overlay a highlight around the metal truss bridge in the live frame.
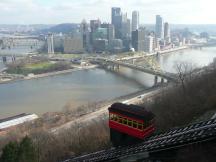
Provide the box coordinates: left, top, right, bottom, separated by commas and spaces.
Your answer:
89, 57, 178, 82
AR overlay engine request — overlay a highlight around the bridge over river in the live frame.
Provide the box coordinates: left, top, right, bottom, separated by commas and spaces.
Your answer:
89, 57, 178, 82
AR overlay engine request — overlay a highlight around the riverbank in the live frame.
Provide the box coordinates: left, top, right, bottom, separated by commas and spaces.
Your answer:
24, 64, 98, 80
51, 83, 168, 133
0, 65, 98, 84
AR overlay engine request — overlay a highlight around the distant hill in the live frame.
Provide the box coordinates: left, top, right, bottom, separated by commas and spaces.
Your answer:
36, 23, 79, 34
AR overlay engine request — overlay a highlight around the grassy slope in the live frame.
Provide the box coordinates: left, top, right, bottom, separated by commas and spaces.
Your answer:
6, 61, 71, 76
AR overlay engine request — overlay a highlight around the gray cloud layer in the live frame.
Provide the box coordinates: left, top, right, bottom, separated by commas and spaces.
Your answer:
0, 0, 214, 24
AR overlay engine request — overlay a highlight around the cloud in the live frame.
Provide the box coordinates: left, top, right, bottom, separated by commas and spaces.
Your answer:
0, 0, 214, 24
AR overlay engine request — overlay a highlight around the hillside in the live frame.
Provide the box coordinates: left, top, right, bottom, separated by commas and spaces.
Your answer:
35, 23, 79, 34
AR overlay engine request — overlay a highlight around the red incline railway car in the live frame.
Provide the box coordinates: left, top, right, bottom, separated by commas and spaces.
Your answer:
108, 103, 155, 146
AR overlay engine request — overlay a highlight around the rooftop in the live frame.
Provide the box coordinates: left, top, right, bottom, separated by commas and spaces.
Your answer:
0, 113, 30, 124
108, 103, 155, 121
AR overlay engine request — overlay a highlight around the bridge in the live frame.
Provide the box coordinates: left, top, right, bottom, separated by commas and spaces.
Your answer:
63, 118, 216, 162
89, 57, 178, 82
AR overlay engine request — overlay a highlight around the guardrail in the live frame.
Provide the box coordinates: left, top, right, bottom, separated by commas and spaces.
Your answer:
65, 118, 216, 162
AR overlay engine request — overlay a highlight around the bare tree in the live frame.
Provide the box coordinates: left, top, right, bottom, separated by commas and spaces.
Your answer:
175, 62, 196, 94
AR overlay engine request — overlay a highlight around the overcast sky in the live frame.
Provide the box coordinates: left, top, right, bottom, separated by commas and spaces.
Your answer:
0, 0, 215, 24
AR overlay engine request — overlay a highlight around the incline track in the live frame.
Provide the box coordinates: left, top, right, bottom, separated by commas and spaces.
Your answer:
64, 118, 216, 162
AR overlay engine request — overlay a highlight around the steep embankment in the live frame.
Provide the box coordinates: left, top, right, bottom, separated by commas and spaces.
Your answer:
143, 63, 216, 132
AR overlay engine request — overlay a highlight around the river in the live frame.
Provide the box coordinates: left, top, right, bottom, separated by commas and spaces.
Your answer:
0, 47, 215, 118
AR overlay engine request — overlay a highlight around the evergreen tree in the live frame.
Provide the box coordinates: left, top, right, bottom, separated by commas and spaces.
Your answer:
0, 136, 38, 162
17, 136, 37, 162
0, 141, 19, 162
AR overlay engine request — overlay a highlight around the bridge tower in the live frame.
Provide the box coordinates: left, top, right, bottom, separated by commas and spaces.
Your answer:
2, 56, 7, 63
154, 76, 158, 85
47, 33, 54, 54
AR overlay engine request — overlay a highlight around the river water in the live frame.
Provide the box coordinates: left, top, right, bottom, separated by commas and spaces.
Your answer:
0, 47, 216, 118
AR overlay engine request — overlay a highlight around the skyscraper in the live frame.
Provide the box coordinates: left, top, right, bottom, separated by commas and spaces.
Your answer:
111, 7, 122, 39
64, 34, 84, 54
80, 19, 90, 50
90, 19, 101, 44
164, 22, 171, 38
47, 33, 54, 54
101, 23, 115, 43
132, 28, 146, 52
155, 15, 164, 39
90, 19, 101, 33
144, 36, 154, 53
132, 11, 139, 31
121, 13, 131, 39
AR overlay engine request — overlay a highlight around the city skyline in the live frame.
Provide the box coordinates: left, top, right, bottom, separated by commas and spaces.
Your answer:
0, 0, 215, 24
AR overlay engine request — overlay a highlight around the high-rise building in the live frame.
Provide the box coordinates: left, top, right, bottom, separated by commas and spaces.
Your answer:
164, 22, 170, 38
90, 19, 101, 45
64, 33, 84, 54
80, 19, 90, 50
121, 13, 131, 39
109, 39, 123, 53
47, 33, 54, 54
164, 22, 171, 43
155, 15, 164, 39
132, 28, 146, 52
90, 19, 101, 33
111, 7, 122, 39
92, 28, 108, 40
153, 37, 160, 51
53, 34, 64, 53
144, 36, 154, 53
101, 23, 115, 43
93, 39, 108, 52
132, 11, 139, 31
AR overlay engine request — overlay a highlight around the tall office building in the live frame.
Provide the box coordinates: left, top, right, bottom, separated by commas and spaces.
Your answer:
132, 28, 146, 52
155, 15, 164, 39
144, 36, 154, 53
132, 11, 139, 31
121, 13, 131, 39
164, 22, 171, 43
47, 33, 54, 54
101, 23, 115, 43
111, 7, 122, 39
90, 19, 101, 33
64, 34, 84, 54
90, 19, 101, 45
164, 22, 170, 38
80, 19, 90, 50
